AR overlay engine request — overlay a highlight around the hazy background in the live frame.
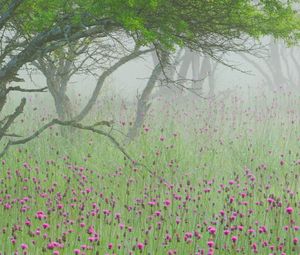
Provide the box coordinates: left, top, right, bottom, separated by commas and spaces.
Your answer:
8, 38, 300, 115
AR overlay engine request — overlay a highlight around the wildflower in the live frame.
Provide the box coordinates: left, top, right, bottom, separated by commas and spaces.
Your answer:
231, 236, 238, 243
21, 244, 28, 250
208, 226, 216, 235
286, 207, 293, 215
224, 229, 230, 235
148, 201, 156, 206
74, 249, 81, 255
137, 242, 144, 250
42, 223, 50, 229
154, 211, 161, 216
207, 241, 215, 248
35, 211, 46, 220
164, 199, 171, 206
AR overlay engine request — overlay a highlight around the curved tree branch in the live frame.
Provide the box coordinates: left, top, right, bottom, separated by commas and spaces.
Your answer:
74, 47, 154, 122
0, 118, 153, 174
0, 97, 25, 140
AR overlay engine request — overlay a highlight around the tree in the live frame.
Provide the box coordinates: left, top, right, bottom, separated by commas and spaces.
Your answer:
0, 0, 119, 144
240, 38, 300, 89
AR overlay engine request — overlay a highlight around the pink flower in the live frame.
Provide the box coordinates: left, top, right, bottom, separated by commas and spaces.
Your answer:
164, 199, 171, 206
148, 201, 156, 206
88, 226, 95, 234
53, 251, 59, 255
4, 203, 11, 209
208, 226, 216, 235
231, 236, 238, 243
115, 213, 121, 220
35, 211, 46, 219
25, 219, 31, 226
103, 209, 111, 216
137, 242, 144, 250
74, 249, 81, 255
237, 225, 244, 231
21, 244, 28, 250
223, 229, 230, 235
286, 207, 293, 215
207, 241, 214, 248
80, 245, 87, 250
42, 223, 50, 229
154, 211, 161, 216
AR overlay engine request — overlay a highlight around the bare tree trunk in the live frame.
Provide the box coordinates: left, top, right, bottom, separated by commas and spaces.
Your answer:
127, 64, 162, 141
153, 49, 183, 98
44, 76, 74, 137
191, 53, 200, 90
0, 85, 7, 112
269, 40, 287, 88
45, 76, 72, 119
53, 93, 73, 121
191, 55, 212, 93
208, 62, 216, 98
74, 48, 153, 122
127, 53, 168, 141
240, 53, 273, 88
290, 48, 300, 86
178, 49, 192, 79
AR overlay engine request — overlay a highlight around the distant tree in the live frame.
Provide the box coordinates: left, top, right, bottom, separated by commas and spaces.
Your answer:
30, 36, 140, 121
240, 38, 300, 89
31, 41, 89, 122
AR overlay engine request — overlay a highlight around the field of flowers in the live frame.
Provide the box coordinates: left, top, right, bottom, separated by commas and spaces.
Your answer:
0, 87, 299, 255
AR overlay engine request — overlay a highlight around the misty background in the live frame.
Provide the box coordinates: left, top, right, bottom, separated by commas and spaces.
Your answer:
9, 37, 299, 111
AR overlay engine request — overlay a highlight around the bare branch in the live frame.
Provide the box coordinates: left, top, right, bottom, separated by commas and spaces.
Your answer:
0, 118, 152, 175
0, 97, 25, 140
74, 47, 154, 122
6, 86, 48, 94
0, 19, 119, 87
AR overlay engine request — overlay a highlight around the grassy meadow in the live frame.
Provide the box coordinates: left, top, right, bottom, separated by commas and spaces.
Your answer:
0, 87, 299, 255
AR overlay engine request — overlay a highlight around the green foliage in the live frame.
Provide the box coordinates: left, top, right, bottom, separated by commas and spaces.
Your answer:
9, 0, 300, 50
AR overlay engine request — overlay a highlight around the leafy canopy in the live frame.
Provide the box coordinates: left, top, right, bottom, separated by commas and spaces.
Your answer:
7, 0, 300, 50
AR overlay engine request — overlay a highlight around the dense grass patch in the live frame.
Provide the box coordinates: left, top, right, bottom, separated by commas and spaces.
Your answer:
0, 88, 299, 254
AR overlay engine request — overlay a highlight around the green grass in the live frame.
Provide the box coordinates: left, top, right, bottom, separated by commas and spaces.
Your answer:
0, 88, 299, 254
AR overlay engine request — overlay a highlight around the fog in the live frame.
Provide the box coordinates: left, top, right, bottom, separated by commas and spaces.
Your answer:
11, 40, 299, 112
